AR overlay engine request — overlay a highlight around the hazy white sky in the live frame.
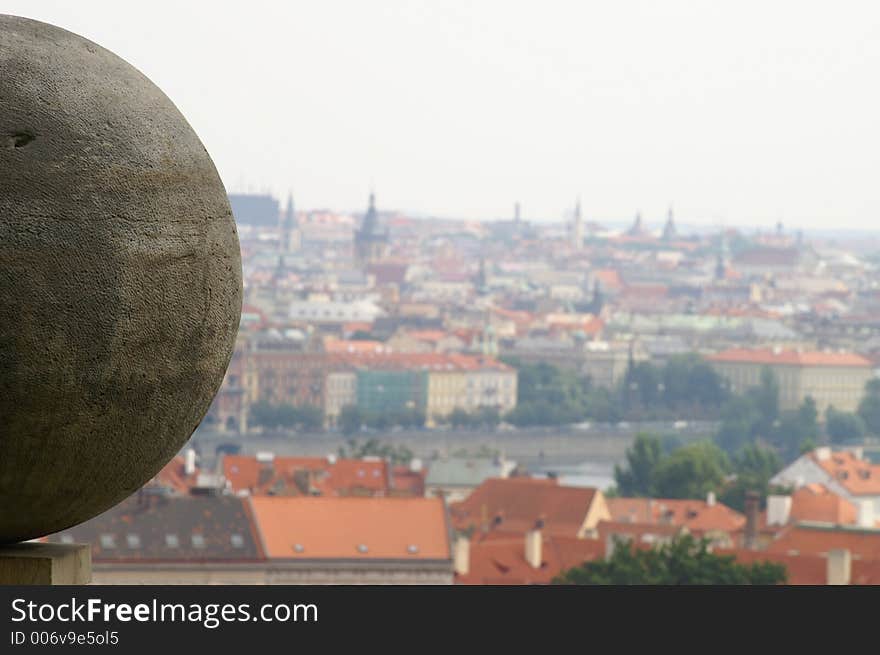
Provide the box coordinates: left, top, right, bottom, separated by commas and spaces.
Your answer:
5, 1, 880, 228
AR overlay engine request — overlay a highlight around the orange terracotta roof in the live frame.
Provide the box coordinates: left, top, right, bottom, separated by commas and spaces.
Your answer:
607, 498, 746, 534
149, 455, 199, 495
339, 352, 513, 372
390, 466, 426, 496
343, 322, 374, 334
456, 534, 604, 585
721, 547, 880, 584
810, 451, 880, 496
450, 478, 599, 537
789, 484, 858, 524
323, 336, 389, 354
248, 496, 451, 560
767, 523, 880, 560
716, 548, 826, 584
707, 348, 871, 368
405, 330, 451, 343
592, 269, 624, 291
223, 455, 390, 497
597, 520, 684, 544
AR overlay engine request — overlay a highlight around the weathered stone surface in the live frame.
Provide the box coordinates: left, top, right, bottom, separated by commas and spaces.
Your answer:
0, 15, 242, 543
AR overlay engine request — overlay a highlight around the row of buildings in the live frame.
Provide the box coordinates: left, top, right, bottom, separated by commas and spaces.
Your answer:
45, 445, 880, 585
211, 347, 517, 431
216, 190, 880, 435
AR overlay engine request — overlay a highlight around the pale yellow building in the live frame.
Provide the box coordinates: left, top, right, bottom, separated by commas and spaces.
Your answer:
707, 347, 873, 416
424, 355, 517, 426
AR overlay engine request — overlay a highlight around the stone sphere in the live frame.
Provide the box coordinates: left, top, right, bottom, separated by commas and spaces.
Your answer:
0, 15, 242, 543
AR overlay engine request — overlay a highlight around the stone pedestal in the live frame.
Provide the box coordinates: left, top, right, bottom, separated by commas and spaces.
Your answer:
0, 542, 91, 585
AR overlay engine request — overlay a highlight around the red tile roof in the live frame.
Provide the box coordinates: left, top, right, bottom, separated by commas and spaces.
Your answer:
789, 484, 858, 524
767, 522, 880, 560
716, 548, 826, 584
323, 336, 389, 354
707, 348, 871, 368
456, 534, 604, 585
720, 548, 880, 585
222, 455, 392, 497
607, 497, 746, 534
339, 352, 513, 372
450, 478, 602, 537
148, 455, 199, 495
810, 451, 880, 495
248, 496, 451, 560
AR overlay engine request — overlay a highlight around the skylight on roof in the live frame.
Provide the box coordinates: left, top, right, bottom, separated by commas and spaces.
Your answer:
99, 534, 115, 549
357, 544, 369, 553
293, 543, 304, 553
126, 534, 141, 549
230, 534, 244, 548
165, 534, 179, 548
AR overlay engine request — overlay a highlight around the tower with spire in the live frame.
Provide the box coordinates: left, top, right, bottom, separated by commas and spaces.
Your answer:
627, 211, 644, 236
280, 192, 301, 254
571, 198, 584, 250
662, 205, 677, 241
354, 191, 389, 266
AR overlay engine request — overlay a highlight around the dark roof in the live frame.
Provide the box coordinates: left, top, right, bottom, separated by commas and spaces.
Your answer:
46, 494, 263, 562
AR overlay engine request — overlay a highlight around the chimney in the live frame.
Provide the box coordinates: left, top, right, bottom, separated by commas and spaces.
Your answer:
326, 453, 337, 465
453, 536, 470, 576
815, 447, 831, 462
525, 529, 542, 569
767, 495, 792, 526
826, 549, 851, 585
857, 499, 875, 528
184, 448, 197, 476
409, 458, 423, 472
706, 491, 716, 507
743, 491, 760, 550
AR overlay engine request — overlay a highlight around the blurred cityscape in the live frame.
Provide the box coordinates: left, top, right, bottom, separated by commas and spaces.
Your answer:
47, 192, 880, 584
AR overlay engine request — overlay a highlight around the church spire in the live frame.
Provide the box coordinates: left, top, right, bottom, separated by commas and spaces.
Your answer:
627, 211, 644, 236
662, 204, 677, 241
572, 197, 584, 250
283, 192, 296, 229
280, 191, 300, 254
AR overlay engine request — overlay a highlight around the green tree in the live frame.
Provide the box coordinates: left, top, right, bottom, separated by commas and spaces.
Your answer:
503, 361, 590, 426
858, 379, 880, 435
339, 405, 363, 435
661, 354, 728, 414
747, 366, 780, 437
338, 438, 414, 465
719, 444, 784, 512
716, 394, 761, 455
614, 433, 663, 497
553, 534, 787, 585
294, 405, 324, 431
650, 441, 730, 499
449, 408, 472, 428
770, 397, 819, 461
826, 407, 867, 443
